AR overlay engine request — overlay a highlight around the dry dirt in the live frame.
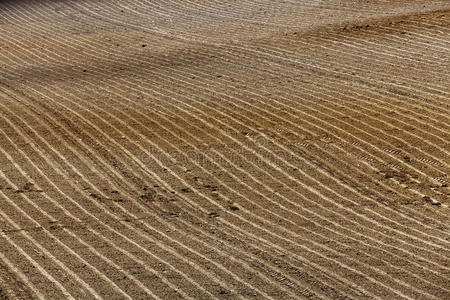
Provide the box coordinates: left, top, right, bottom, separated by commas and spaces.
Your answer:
0, 0, 449, 299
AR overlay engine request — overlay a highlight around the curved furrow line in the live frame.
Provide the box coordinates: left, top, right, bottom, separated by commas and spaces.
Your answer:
261, 69, 449, 168
303, 81, 449, 163
222, 44, 448, 116
243, 61, 450, 130
0, 1, 45, 24
404, 25, 450, 45
370, 22, 450, 51
288, 83, 449, 166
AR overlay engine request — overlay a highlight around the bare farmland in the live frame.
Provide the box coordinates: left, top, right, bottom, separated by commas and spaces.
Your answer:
0, 0, 449, 298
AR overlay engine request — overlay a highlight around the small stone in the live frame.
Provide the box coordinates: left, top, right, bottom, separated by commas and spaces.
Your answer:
208, 212, 219, 218
431, 199, 441, 206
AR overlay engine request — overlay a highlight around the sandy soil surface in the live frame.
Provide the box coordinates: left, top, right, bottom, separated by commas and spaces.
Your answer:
0, 0, 449, 298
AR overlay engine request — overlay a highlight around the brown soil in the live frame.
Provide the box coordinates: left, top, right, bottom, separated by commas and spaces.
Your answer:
0, 0, 449, 299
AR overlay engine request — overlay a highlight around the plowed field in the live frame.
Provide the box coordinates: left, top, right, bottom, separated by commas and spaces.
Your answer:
0, 0, 449, 299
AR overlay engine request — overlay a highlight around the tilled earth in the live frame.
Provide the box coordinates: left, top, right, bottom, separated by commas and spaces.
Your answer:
0, 0, 449, 299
